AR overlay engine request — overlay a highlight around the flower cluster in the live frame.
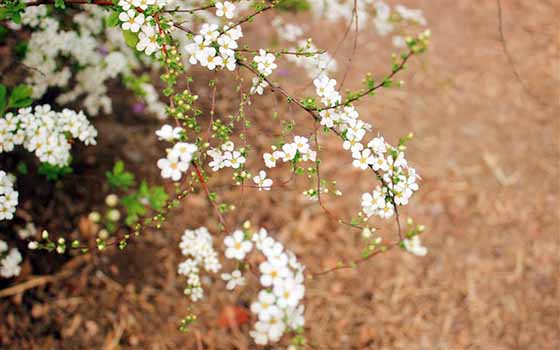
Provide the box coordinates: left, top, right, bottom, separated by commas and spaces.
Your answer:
360, 139, 419, 219
0, 240, 22, 278
249, 49, 277, 95
0, 172, 18, 221
17, 4, 167, 118
220, 227, 306, 345
185, 19, 243, 72
206, 141, 247, 172
156, 125, 197, 181
178, 227, 222, 301
1, 105, 97, 167
262, 135, 317, 169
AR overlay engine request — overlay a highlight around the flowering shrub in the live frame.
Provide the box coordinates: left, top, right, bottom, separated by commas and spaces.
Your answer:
1, 0, 430, 347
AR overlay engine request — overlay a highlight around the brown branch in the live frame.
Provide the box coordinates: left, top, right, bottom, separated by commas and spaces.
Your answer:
495, 0, 548, 106
23, 0, 114, 6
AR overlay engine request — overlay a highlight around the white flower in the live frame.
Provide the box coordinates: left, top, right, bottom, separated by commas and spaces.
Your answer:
224, 230, 253, 260
403, 235, 427, 256
1, 247, 22, 278
155, 124, 183, 141
170, 142, 197, 162
221, 269, 246, 290
259, 259, 290, 287
263, 152, 278, 168
352, 148, 375, 170
273, 278, 305, 308
367, 136, 387, 155
253, 170, 273, 191
157, 154, 189, 181
216, 1, 236, 19
281, 143, 298, 161
250, 321, 270, 345
250, 77, 269, 95
136, 23, 160, 55
285, 305, 305, 330
223, 151, 246, 169
250, 290, 280, 321
132, 0, 154, 11
119, 9, 145, 33
253, 49, 277, 76
293, 136, 309, 154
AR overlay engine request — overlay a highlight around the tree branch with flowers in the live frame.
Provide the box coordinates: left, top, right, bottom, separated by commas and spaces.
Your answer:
0, 0, 431, 347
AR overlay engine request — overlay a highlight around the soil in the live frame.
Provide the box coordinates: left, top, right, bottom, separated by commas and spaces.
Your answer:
0, 1, 558, 349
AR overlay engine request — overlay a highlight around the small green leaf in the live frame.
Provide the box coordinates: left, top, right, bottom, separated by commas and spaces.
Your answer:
38, 162, 73, 181
8, 84, 33, 108
105, 11, 120, 27
0, 84, 7, 114
54, 0, 65, 9
106, 161, 135, 190
122, 30, 139, 48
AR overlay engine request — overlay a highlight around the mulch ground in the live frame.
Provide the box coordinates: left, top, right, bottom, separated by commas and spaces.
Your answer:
1, 1, 558, 349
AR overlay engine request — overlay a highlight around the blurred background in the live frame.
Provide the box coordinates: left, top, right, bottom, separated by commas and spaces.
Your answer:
1, 0, 558, 349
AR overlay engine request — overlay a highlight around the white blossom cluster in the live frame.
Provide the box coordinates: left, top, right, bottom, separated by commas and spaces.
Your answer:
312, 74, 420, 219
155, 125, 197, 181
262, 135, 317, 169
178, 227, 222, 301
185, 14, 243, 72
1, 105, 97, 167
18, 4, 167, 118
221, 228, 306, 345
206, 141, 246, 172
0, 240, 22, 278
0, 172, 18, 221
360, 141, 419, 219
248, 49, 277, 95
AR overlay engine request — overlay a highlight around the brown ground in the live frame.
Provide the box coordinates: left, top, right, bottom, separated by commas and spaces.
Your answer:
1, 1, 558, 349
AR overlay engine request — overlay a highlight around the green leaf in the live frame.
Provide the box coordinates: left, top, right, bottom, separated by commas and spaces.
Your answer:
148, 186, 168, 210
0, 0, 26, 24
122, 194, 147, 225
105, 11, 120, 27
276, 0, 310, 12
0, 84, 7, 115
8, 84, 33, 108
105, 160, 135, 190
38, 162, 73, 181
54, 0, 65, 9
122, 30, 139, 48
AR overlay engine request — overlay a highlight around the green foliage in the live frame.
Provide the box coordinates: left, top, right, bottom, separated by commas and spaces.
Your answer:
105, 11, 120, 27
38, 162, 73, 181
0, 25, 7, 43
8, 84, 33, 109
105, 160, 135, 190
121, 181, 168, 225
0, 83, 33, 116
14, 40, 28, 59
122, 30, 139, 48
54, 0, 66, 9
276, 0, 310, 12
0, 0, 26, 24
0, 84, 7, 115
